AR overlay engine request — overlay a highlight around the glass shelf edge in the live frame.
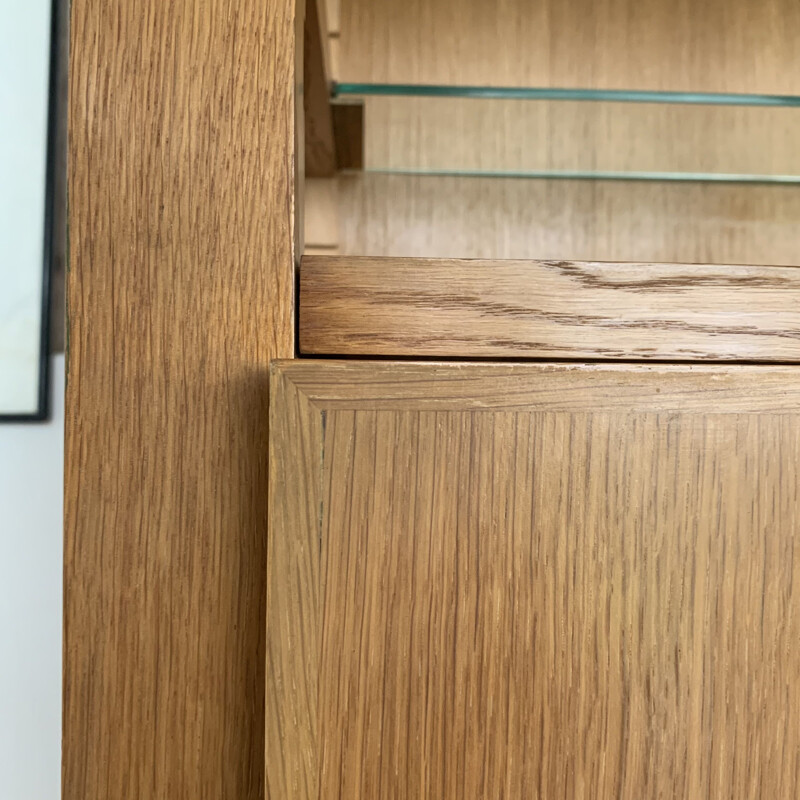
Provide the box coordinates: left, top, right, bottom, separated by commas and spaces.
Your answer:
346, 168, 800, 185
333, 82, 800, 107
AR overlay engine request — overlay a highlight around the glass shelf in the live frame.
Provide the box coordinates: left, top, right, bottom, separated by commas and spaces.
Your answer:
333, 83, 800, 184
335, 82, 800, 107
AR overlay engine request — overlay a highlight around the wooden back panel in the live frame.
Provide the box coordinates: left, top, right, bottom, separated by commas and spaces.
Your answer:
341, 0, 800, 92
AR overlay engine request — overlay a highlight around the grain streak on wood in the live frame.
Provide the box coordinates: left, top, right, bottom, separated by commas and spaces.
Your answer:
64, 1, 299, 797
301, 256, 800, 361
270, 360, 800, 799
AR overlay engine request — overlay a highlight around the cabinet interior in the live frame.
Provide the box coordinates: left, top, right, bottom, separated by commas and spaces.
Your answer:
305, 0, 800, 267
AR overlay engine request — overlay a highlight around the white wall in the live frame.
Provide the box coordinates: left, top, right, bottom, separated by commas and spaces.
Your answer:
0, 354, 63, 799
0, 0, 51, 414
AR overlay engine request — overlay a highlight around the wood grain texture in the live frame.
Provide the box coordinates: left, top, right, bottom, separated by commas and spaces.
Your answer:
265, 367, 322, 800
269, 359, 800, 799
64, 0, 300, 798
305, 0, 336, 177
340, 0, 800, 92
277, 360, 800, 413
330, 173, 800, 268
300, 255, 800, 361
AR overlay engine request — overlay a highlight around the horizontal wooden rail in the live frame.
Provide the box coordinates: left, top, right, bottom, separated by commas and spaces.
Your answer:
300, 255, 800, 361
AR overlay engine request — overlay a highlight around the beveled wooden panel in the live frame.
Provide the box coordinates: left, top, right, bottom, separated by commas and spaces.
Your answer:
268, 360, 800, 799
300, 255, 800, 361
65, 0, 299, 797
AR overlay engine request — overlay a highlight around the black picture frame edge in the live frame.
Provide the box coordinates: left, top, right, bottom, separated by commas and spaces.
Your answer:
0, 0, 59, 423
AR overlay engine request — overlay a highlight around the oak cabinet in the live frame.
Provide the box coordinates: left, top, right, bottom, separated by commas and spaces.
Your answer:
267, 362, 800, 798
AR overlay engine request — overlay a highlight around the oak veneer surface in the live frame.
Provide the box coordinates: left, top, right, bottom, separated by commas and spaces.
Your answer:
268, 360, 800, 799
300, 255, 800, 360
65, 0, 299, 798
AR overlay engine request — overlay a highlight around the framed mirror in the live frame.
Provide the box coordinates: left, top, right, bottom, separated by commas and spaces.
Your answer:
0, 0, 57, 421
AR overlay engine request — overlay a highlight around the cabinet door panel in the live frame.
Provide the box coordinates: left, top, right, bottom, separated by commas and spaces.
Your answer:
266, 361, 800, 800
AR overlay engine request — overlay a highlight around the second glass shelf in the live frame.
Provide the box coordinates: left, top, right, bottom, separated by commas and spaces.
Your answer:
333, 83, 800, 184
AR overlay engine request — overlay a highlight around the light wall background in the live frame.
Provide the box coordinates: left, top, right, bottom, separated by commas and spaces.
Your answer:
1, 0, 65, 794
0, 355, 64, 799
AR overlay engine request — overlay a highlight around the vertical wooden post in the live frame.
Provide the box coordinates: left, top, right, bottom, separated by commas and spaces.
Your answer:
64, 0, 301, 797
